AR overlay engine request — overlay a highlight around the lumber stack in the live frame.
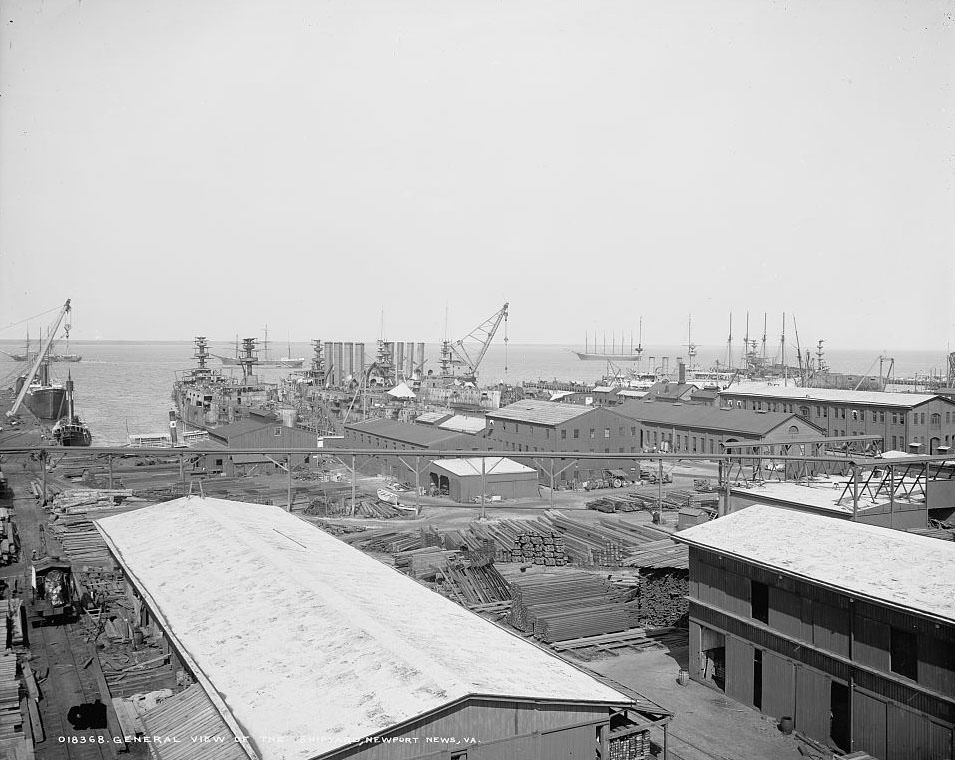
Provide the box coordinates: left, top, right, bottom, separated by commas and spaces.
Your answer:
635, 569, 689, 627
439, 557, 511, 606
621, 539, 689, 570
508, 572, 637, 644
395, 547, 459, 579
51, 488, 135, 514
0, 653, 25, 745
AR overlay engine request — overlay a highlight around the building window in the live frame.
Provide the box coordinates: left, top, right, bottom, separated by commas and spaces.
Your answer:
751, 581, 769, 624
891, 413, 897, 425
545, 429, 550, 439
604, 428, 611, 439
561, 429, 567, 440
515, 423, 519, 434
573, 429, 580, 439
931, 413, 941, 426
273, 427, 282, 436
631, 426, 636, 436
590, 429, 596, 439
879, 411, 885, 423
890, 628, 918, 681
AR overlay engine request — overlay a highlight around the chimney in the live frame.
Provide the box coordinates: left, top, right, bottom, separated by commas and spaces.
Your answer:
678, 358, 686, 385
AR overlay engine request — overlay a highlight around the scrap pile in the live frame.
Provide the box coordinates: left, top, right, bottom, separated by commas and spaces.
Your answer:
47, 509, 134, 567
636, 569, 689, 627
508, 571, 638, 644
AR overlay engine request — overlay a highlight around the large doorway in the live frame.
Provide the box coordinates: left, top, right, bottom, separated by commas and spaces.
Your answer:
830, 682, 850, 752
700, 627, 726, 691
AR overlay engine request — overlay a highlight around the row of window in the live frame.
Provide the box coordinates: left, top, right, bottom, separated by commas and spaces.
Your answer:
749, 581, 918, 682
728, 399, 949, 427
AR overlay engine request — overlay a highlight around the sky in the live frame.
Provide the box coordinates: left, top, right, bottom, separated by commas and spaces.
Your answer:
0, 0, 953, 350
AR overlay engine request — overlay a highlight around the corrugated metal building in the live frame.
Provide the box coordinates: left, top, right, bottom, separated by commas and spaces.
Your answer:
204, 411, 317, 472
718, 385, 955, 455
426, 457, 539, 502
95, 498, 654, 760
675, 506, 955, 760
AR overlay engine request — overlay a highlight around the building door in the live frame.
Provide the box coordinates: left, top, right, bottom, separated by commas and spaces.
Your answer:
761, 651, 795, 721
829, 681, 850, 752
795, 666, 831, 743
725, 636, 754, 706
852, 690, 887, 759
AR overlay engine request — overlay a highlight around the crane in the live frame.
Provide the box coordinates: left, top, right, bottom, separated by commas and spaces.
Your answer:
7, 299, 73, 418
446, 303, 509, 384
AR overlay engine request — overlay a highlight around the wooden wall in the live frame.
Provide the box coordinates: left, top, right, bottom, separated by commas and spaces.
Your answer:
338, 699, 612, 760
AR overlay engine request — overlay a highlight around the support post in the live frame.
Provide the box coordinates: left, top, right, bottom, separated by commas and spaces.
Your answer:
179, 454, 184, 484
108, 454, 113, 490
287, 455, 293, 512
889, 464, 895, 529
351, 455, 357, 516
481, 456, 487, 520
549, 457, 555, 509
415, 456, 420, 515
851, 465, 859, 521
658, 458, 663, 519
40, 450, 47, 506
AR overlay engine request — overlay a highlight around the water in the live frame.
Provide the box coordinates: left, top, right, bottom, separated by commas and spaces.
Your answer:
0, 340, 949, 446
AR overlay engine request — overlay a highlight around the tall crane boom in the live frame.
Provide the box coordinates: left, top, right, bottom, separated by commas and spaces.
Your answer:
448, 303, 509, 382
7, 299, 72, 418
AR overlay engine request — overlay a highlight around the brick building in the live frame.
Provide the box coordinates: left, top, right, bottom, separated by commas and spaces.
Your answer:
719, 385, 955, 454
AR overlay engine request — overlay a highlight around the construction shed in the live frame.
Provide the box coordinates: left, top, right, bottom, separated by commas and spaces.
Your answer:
95, 498, 651, 760
675, 506, 955, 760
427, 457, 539, 502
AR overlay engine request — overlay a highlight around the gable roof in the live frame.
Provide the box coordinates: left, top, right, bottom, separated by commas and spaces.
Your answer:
437, 415, 487, 435
486, 399, 594, 426
615, 401, 823, 436
675, 505, 955, 623
431, 456, 536, 477
95, 499, 630, 760
346, 417, 473, 447
207, 419, 273, 441
719, 383, 942, 408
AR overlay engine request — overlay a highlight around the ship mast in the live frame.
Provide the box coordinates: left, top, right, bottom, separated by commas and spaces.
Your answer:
7, 299, 72, 418
687, 315, 697, 371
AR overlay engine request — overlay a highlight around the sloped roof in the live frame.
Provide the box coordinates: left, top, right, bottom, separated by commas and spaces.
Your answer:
486, 399, 594, 426
95, 499, 630, 760
616, 401, 822, 436
414, 411, 452, 425
141, 684, 249, 760
437, 415, 487, 435
676, 505, 955, 622
346, 418, 468, 447
208, 419, 272, 441
720, 383, 941, 408
431, 457, 536, 477
386, 381, 416, 399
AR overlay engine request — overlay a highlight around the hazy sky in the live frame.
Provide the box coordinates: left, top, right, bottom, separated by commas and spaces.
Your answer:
1, 0, 953, 350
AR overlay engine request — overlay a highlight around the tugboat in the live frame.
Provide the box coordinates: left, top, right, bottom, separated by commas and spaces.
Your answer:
51, 373, 92, 447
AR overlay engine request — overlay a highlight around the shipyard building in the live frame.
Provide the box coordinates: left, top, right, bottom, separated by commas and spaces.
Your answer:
718, 385, 955, 454
675, 505, 955, 759
95, 498, 642, 760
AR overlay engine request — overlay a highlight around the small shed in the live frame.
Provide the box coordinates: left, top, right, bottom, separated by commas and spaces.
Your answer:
427, 457, 539, 502
677, 507, 712, 531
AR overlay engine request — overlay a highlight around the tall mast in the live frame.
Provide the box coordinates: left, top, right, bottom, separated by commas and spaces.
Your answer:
725, 313, 733, 370
781, 313, 787, 385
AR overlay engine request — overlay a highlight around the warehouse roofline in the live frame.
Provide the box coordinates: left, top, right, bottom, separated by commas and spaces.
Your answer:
95, 498, 631, 760
719, 383, 946, 408
674, 504, 955, 623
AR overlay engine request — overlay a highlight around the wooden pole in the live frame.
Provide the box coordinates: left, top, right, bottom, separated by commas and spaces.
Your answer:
851, 465, 859, 521
481, 457, 487, 520
287, 455, 292, 512
549, 457, 555, 509
40, 450, 47, 506
889, 464, 895, 529
414, 456, 420, 515
108, 454, 113, 490
351, 454, 357, 516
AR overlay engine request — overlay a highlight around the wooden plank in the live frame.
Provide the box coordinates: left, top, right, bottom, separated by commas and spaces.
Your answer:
26, 699, 43, 743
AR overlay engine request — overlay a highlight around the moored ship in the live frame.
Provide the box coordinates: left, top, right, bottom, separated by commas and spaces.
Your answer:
51, 373, 92, 446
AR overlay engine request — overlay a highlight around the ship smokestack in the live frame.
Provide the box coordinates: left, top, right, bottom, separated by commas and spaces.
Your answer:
169, 409, 179, 446
678, 359, 686, 385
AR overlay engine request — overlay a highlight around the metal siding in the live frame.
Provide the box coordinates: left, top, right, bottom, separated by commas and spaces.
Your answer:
853, 690, 887, 760
887, 704, 954, 760
762, 651, 795, 720
769, 587, 809, 642
917, 632, 955, 696
795, 666, 832, 742
469, 736, 538, 760
853, 616, 891, 671
725, 635, 755, 707
689, 622, 703, 680
539, 725, 596, 759
812, 602, 851, 657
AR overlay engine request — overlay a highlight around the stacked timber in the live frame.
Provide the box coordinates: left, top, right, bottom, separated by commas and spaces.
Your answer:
439, 557, 511, 607
586, 493, 646, 513
354, 501, 409, 519
509, 572, 637, 643
660, 489, 719, 512
635, 569, 689, 627
0, 512, 17, 567
620, 539, 689, 570
395, 547, 458, 579
51, 489, 135, 514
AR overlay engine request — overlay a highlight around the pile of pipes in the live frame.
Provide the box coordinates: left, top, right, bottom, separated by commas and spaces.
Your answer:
508, 571, 638, 644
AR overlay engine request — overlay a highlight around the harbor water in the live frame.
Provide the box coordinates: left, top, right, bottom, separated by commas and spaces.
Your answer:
0, 341, 950, 446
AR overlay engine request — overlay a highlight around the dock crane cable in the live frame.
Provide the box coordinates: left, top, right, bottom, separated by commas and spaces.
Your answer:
0, 304, 63, 336
447, 302, 509, 383
504, 307, 508, 375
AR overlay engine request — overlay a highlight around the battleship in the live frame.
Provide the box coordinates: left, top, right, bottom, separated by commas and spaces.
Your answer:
212, 327, 304, 368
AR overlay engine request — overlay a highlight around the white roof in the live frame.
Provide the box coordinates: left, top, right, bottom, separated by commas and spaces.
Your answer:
677, 505, 955, 622
386, 381, 416, 398
730, 478, 892, 515
721, 382, 939, 408
617, 389, 648, 398
431, 456, 536, 477
437, 415, 487, 434
95, 498, 626, 760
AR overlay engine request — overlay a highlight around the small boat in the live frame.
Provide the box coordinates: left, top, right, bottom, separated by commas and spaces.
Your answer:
376, 488, 418, 513
51, 373, 92, 447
